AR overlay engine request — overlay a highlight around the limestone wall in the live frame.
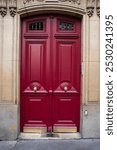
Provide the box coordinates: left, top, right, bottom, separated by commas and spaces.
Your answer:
82, 0, 100, 104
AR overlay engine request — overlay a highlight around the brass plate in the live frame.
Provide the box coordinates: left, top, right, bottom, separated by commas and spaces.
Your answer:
23, 127, 47, 134
53, 126, 77, 133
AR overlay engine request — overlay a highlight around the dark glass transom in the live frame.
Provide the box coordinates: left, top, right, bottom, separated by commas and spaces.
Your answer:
59, 22, 74, 31
29, 21, 43, 30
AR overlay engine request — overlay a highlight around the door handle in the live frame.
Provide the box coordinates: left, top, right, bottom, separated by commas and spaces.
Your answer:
64, 86, 68, 92
33, 86, 38, 92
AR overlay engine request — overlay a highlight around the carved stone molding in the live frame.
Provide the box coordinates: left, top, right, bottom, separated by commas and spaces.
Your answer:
23, 0, 80, 4
96, 0, 100, 17
23, 0, 44, 4
9, 0, 17, 17
0, 6, 7, 17
9, 6, 17, 17
86, 0, 95, 17
0, 0, 7, 17
59, 0, 81, 5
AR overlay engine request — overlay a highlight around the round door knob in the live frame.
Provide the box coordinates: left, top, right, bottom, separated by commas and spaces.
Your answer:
64, 86, 68, 92
33, 86, 37, 92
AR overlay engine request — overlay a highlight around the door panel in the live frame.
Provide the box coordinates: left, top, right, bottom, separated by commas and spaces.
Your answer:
23, 40, 48, 94
52, 17, 81, 131
21, 15, 81, 133
22, 95, 50, 125
53, 40, 80, 94
52, 95, 80, 123
21, 38, 50, 131
57, 41, 73, 81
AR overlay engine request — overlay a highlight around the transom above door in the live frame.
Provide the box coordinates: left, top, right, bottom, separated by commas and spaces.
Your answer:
20, 15, 81, 133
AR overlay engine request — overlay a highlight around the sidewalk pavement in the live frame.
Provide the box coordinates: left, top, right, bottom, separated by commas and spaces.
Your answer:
0, 139, 99, 150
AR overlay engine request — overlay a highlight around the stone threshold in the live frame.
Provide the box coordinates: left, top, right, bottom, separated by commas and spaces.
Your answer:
19, 132, 81, 140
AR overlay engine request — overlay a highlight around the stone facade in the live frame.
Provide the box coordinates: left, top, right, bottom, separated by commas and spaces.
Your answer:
0, 0, 100, 140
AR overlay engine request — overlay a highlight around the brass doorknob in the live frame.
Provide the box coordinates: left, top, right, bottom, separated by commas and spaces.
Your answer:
64, 86, 68, 92
33, 86, 37, 92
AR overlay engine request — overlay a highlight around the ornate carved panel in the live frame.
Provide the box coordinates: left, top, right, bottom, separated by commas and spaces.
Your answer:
86, 0, 95, 17
22, 0, 81, 5
23, 0, 81, 4
0, 0, 7, 17
59, 0, 81, 5
9, 0, 17, 17
23, 0, 44, 4
9, 0, 17, 6
0, 0, 17, 17
9, 6, 17, 17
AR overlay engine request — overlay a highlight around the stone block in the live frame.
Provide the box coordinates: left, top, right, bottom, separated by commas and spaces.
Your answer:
0, 104, 19, 140
82, 104, 100, 138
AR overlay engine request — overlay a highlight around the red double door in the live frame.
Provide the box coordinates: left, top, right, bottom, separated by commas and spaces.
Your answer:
20, 15, 81, 133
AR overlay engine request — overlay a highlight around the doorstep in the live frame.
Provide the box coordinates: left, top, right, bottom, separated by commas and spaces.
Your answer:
19, 132, 81, 140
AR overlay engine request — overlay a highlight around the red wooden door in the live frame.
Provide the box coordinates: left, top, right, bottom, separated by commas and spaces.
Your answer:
20, 15, 81, 133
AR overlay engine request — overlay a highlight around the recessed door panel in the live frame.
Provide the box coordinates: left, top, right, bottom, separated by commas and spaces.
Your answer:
58, 42, 73, 81
21, 15, 81, 133
22, 95, 50, 126
23, 40, 48, 94
52, 95, 80, 124
29, 44, 44, 82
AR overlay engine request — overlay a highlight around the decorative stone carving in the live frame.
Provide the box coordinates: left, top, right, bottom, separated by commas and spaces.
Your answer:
96, 0, 100, 17
86, 0, 95, 17
23, 0, 44, 4
0, 6, 7, 17
9, 0, 17, 17
9, 6, 17, 17
23, 0, 33, 4
59, 0, 81, 5
23, 0, 80, 4
0, 0, 7, 17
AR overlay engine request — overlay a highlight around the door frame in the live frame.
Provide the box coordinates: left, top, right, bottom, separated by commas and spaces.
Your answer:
20, 14, 81, 131
19, 6, 85, 136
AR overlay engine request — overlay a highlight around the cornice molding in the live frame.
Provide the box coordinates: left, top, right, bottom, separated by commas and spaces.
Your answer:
0, 0, 100, 18
23, 0, 81, 4
23, 0, 44, 4
58, 0, 81, 5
